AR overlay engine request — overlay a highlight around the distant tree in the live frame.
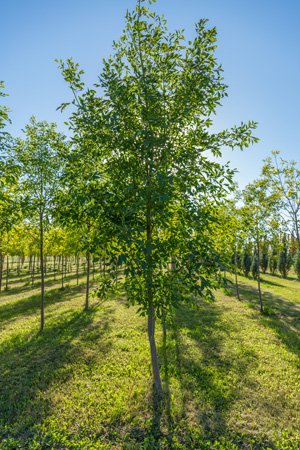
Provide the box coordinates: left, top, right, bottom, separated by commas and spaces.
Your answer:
11, 117, 66, 333
294, 249, 300, 280
269, 249, 278, 275
278, 236, 289, 279
241, 251, 252, 278
260, 242, 269, 274
261, 151, 300, 245
251, 251, 258, 280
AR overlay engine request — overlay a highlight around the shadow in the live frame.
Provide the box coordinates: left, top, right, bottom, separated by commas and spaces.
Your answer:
236, 279, 300, 317
0, 282, 89, 329
0, 270, 88, 300
0, 304, 114, 442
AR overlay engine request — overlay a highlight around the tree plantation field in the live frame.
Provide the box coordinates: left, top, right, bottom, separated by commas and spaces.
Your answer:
2, 0, 300, 449
1, 268, 300, 450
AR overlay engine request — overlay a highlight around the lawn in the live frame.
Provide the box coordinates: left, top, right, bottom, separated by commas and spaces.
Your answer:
0, 268, 300, 449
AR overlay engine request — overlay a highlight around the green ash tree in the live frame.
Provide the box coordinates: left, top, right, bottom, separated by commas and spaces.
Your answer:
11, 117, 66, 333
57, 0, 257, 389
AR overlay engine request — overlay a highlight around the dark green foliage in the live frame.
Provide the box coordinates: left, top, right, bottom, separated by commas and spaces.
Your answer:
278, 239, 289, 279
241, 252, 252, 277
294, 249, 300, 280
287, 252, 293, 271
251, 252, 258, 279
269, 249, 278, 275
260, 250, 269, 274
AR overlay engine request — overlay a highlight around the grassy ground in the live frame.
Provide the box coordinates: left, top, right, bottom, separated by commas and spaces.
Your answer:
1, 267, 300, 449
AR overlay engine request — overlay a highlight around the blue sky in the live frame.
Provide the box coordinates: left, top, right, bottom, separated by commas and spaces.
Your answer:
1, 0, 300, 188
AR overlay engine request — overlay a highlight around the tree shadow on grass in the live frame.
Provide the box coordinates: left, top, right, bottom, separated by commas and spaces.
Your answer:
236, 279, 300, 317
0, 304, 114, 442
125, 300, 259, 449
0, 271, 87, 300
0, 282, 92, 330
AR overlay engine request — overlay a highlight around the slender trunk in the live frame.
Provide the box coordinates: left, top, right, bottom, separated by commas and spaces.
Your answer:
40, 210, 45, 333
32, 254, 36, 285
54, 255, 56, 281
234, 249, 240, 301
0, 249, 3, 297
162, 309, 167, 337
257, 237, 263, 312
6, 255, 9, 289
85, 248, 90, 310
146, 220, 162, 390
61, 255, 64, 289
77, 255, 79, 285
29, 254, 32, 271
148, 305, 162, 390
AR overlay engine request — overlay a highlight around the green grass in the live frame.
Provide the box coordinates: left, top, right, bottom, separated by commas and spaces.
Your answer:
1, 269, 300, 449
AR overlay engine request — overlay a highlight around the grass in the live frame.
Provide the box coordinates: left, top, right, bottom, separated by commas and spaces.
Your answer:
1, 268, 300, 449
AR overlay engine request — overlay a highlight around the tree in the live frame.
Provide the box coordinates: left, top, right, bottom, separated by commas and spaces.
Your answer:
11, 117, 66, 333
260, 241, 269, 274
251, 251, 258, 279
57, 0, 258, 389
261, 150, 300, 245
294, 249, 300, 280
278, 235, 289, 279
241, 250, 252, 277
269, 249, 278, 275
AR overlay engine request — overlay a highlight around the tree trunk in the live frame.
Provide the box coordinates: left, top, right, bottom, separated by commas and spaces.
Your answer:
234, 249, 240, 301
77, 255, 79, 285
54, 255, 56, 280
257, 237, 263, 312
85, 248, 90, 310
40, 210, 45, 333
61, 255, 64, 289
146, 219, 162, 390
148, 305, 162, 390
32, 254, 36, 285
6, 254, 9, 290
0, 249, 3, 297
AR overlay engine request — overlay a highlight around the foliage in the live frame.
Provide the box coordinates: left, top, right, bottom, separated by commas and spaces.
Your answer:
260, 150, 300, 244
241, 251, 252, 277
56, 0, 257, 386
260, 242, 269, 274
278, 236, 289, 279
269, 249, 278, 275
251, 251, 258, 279
294, 249, 300, 280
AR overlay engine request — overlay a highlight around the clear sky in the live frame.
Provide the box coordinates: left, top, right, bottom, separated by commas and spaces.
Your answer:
1, 0, 300, 188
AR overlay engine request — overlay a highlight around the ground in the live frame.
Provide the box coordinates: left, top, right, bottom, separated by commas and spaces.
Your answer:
0, 265, 300, 449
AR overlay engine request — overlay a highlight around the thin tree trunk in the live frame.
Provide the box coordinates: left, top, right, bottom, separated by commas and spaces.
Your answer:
32, 254, 36, 285
54, 255, 56, 281
257, 237, 263, 312
234, 249, 240, 301
85, 248, 90, 310
0, 249, 3, 297
6, 254, 9, 290
40, 210, 45, 333
146, 220, 162, 390
61, 255, 64, 289
76, 255, 79, 285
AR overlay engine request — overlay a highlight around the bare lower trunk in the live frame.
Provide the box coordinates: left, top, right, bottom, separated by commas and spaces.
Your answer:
257, 237, 263, 312
40, 210, 45, 333
77, 256, 79, 285
0, 250, 3, 297
85, 249, 90, 310
148, 305, 162, 390
32, 254, 36, 285
234, 250, 240, 301
54, 255, 56, 280
61, 255, 64, 289
6, 255, 9, 289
